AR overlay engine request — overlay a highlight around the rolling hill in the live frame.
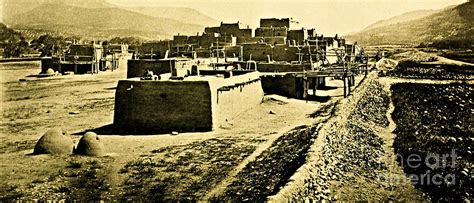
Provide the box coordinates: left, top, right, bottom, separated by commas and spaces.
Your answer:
345, 2, 473, 48
362, 9, 439, 31
125, 7, 219, 29
3, 0, 218, 40
2, 0, 115, 18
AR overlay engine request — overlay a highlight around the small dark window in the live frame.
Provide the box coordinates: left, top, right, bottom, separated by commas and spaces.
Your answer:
160, 93, 167, 99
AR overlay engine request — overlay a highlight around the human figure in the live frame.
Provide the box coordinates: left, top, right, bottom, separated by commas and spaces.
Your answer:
141, 69, 155, 80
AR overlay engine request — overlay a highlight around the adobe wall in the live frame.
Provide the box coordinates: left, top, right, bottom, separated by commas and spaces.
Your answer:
127, 59, 174, 78
263, 37, 287, 45
41, 57, 55, 73
242, 43, 273, 61
114, 80, 213, 133
255, 27, 288, 37
287, 29, 307, 46
261, 74, 297, 98
220, 23, 240, 34
188, 35, 201, 45
205, 27, 220, 34
260, 18, 290, 28
209, 72, 264, 129
60, 63, 95, 74
139, 42, 170, 58
225, 46, 242, 58
257, 63, 310, 72
114, 72, 264, 133
173, 35, 189, 46
196, 48, 211, 58
238, 37, 261, 44
273, 45, 300, 62
69, 45, 94, 56
238, 29, 253, 38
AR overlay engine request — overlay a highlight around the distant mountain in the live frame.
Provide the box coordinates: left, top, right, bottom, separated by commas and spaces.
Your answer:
4, 3, 205, 40
125, 7, 219, 29
362, 9, 439, 31
346, 2, 474, 48
3, 0, 114, 18
3, 0, 220, 40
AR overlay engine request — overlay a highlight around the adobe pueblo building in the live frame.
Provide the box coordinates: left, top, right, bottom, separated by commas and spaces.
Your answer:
114, 17, 369, 134
41, 43, 131, 75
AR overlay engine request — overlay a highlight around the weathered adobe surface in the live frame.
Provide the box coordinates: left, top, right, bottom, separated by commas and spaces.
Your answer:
270, 73, 425, 201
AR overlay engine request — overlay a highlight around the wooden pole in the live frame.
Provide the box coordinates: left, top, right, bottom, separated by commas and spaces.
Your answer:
348, 76, 352, 96
313, 78, 316, 96
343, 76, 347, 98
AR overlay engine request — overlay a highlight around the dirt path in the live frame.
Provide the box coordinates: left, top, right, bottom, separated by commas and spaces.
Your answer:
376, 78, 425, 200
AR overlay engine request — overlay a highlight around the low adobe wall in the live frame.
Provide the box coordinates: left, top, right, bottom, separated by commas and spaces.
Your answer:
127, 59, 174, 78
41, 57, 54, 73
210, 72, 264, 127
114, 80, 213, 133
257, 63, 310, 72
41, 57, 94, 74
261, 73, 326, 99
114, 72, 264, 133
261, 74, 297, 98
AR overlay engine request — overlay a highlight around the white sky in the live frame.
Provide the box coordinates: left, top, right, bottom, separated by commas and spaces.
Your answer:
0, 0, 467, 36
108, 0, 468, 35
0, 1, 3, 22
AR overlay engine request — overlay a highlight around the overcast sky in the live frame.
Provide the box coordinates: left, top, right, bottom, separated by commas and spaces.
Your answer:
108, 0, 467, 35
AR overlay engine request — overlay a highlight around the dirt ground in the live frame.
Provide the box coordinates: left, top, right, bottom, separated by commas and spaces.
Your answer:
4, 54, 468, 201
0, 61, 365, 200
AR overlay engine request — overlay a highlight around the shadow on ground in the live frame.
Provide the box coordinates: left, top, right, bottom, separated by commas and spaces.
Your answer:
73, 124, 211, 136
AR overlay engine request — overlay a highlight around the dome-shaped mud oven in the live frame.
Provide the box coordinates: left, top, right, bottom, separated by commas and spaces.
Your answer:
75, 132, 105, 156
34, 128, 74, 155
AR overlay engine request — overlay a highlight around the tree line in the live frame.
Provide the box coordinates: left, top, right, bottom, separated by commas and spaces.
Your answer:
0, 23, 144, 58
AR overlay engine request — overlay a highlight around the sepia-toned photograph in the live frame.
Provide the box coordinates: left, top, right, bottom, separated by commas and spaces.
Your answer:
0, 0, 473, 201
